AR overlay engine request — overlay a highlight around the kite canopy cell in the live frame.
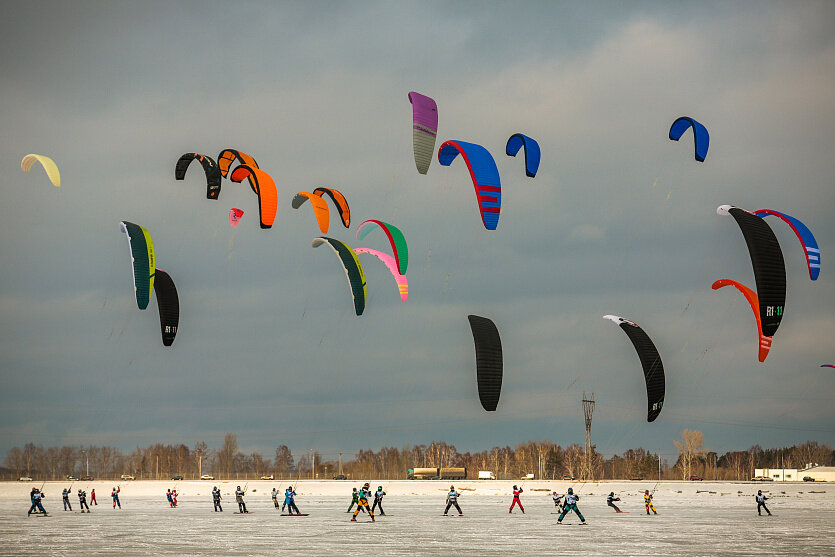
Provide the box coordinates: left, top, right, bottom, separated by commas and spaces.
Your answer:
468, 315, 503, 412
603, 315, 666, 422
669, 116, 709, 162
505, 133, 541, 177
21, 154, 60, 187
408, 91, 438, 175
437, 140, 502, 230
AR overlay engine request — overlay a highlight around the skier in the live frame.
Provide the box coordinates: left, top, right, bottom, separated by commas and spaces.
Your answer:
509, 485, 525, 514
556, 487, 585, 524
284, 486, 300, 515
111, 487, 121, 509
371, 486, 386, 516
552, 491, 564, 512
607, 492, 622, 513
90, 488, 97, 505
172, 489, 178, 507
62, 487, 73, 511
351, 483, 375, 522
166, 489, 174, 507
28, 488, 47, 516
644, 490, 657, 515
347, 487, 364, 513
235, 486, 248, 513
271, 487, 279, 508
444, 485, 462, 516
78, 489, 90, 512
755, 490, 772, 516
212, 486, 223, 512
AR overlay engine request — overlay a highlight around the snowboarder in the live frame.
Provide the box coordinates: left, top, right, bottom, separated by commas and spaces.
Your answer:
444, 485, 462, 516
212, 486, 222, 512
372, 486, 386, 516
509, 485, 525, 514
235, 486, 248, 513
556, 488, 585, 524
284, 486, 300, 515
347, 487, 364, 513
78, 489, 90, 512
166, 489, 174, 507
755, 490, 771, 516
607, 492, 622, 513
90, 488, 97, 505
28, 489, 47, 516
351, 483, 374, 522
644, 490, 657, 515
62, 487, 72, 511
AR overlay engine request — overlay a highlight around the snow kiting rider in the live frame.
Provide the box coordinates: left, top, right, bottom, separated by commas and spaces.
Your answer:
212, 486, 222, 512
78, 489, 90, 512
351, 483, 375, 522
372, 486, 386, 516
444, 485, 462, 516
167, 489, 174, 507
62, 487, 72, 511
284, 486, 300, 515
552, 491, 564, 511
235, 486, 248, 513
755, 490, 771, 516
28, 488, 47, 516
271, 488, 279, 508
347, 487, 364, 513
90, 489, 97, 505
509, 485, 525, 514
556, 488, 585, 524
644, 490, 657, 515
111, 487, 121, 509
607, 492, 622, 513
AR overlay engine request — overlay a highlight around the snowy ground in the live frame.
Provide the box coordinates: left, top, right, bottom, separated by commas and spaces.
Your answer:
2, 481, 833, 556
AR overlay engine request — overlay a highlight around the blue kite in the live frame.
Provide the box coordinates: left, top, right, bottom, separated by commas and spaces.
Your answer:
669, 116, 709, 162
755, 209, 820, 280
505, 133, 541, 178
438, 140, 502, 230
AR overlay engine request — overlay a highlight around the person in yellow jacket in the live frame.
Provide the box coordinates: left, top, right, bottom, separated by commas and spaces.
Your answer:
644, 490, 657, 515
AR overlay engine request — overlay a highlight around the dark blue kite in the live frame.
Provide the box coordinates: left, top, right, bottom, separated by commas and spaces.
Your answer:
669, 116, 709, 162
505, 133, 541, 178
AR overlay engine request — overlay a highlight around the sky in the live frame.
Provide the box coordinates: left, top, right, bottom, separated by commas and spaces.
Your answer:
1, 0, 833, 464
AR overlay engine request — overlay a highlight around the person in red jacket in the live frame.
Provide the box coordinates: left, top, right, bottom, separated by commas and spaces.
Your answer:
90, 489, 97, 505
509, 485, 525, 514
172, 489, 178, 507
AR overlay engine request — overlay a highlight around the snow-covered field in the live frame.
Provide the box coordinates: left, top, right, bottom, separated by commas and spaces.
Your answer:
2, 481, 833, 556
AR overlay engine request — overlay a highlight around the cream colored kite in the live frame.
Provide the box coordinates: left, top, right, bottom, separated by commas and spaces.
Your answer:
21, 154, 61, 187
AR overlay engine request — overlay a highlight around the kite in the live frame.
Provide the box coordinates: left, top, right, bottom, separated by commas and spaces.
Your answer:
505, 133, 541, 177
711, 279, 772, 362
468, 315, 503, 412
153, 269, 179, 347
174, 153, 221, 199
669, 117, 709, 162
754, 209, 820, 280
408, 91, 438, 174
21, 154, 60, 187
229, 165, 278, 229
355, 220, 408, 275
311, 237, 367, 316
437, 140, 502, 230
119, 221, 155, 310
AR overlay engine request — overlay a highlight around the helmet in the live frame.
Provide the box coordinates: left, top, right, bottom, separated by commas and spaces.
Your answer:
567, 488, 573, 494
378, 486, 382, 490
552, 491, 556, 495
645, 489, 649, 494
610, 492, 614, 496
513, 485, 517, 489
450, 485, 454, 490
353, 488, 357, 492
364, 482, 369, 487
758, 490, 762, 494
78, 489, 82, 492
237, 486, 241, 489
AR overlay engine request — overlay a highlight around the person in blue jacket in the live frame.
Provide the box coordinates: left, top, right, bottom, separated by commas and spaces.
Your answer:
556, 488, 585, 525
284, 486, 301, 515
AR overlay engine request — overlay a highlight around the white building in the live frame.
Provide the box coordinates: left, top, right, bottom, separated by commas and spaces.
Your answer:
797, 466, 835, 482
755, 468, 799, 481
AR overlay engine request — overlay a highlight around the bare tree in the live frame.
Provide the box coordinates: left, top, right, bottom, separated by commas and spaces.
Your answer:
673, 430, 707, 480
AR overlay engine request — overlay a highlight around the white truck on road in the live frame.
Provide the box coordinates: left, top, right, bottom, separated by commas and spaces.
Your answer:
478, 470, 496, 480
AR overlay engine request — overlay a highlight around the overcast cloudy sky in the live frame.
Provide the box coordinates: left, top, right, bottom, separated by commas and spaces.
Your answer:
1, 1, 833, 463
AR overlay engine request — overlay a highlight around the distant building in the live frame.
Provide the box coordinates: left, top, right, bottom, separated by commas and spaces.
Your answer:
797, 466, 835, 482
755, 468, 799, 481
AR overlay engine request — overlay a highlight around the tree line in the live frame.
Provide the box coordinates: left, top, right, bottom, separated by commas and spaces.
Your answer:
3, 432, 832, 481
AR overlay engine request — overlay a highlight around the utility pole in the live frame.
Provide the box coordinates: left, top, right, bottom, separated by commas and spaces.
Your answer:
581, 392, 595, 481
338, 453, 343, 477
156, 455, 159, 480
196, 448, 203, 479
82, 449, 88, 477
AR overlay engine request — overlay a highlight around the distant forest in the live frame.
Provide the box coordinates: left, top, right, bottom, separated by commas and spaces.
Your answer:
3, 432, 833, 481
